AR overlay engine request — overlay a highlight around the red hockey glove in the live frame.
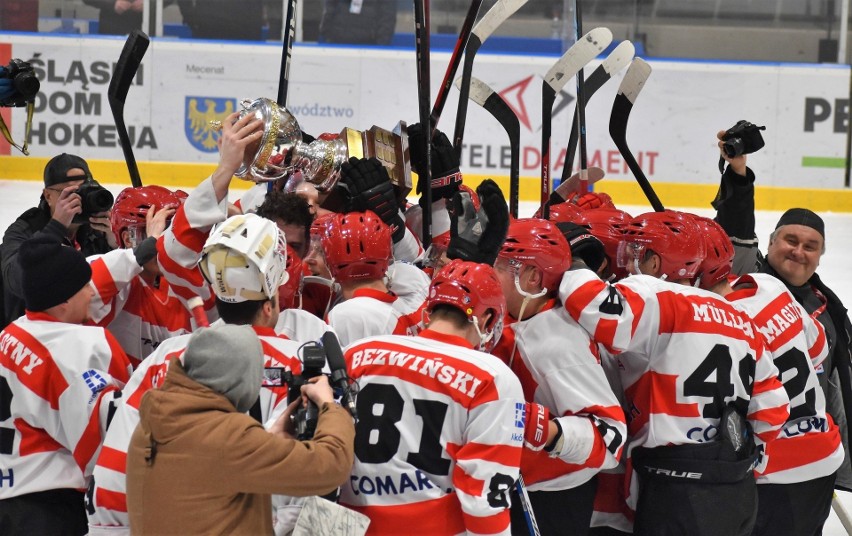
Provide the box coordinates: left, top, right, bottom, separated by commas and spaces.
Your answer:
569, 191, 615, 211
524, 402, 551, 452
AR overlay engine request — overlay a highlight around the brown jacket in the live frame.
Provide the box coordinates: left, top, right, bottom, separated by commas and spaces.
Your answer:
126, 362, 355, 535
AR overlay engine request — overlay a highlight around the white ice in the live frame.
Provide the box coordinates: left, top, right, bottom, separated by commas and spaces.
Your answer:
0, 179, 851, 534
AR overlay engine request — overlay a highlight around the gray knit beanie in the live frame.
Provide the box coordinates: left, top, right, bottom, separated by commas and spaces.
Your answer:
182, 325, 264, 413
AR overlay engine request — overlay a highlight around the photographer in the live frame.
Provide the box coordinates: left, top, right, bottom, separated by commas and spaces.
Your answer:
712, 124, 852, 524
126, 324, 355, 534
1, 153, 115, 328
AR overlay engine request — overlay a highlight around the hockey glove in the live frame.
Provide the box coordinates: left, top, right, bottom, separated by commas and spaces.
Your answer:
408, 123, 463, 207
555, 222, 606, 274
569, 191, 615, 211
447, 179, 509, 266
337, 157, 406, 243
523, 402, 551, 452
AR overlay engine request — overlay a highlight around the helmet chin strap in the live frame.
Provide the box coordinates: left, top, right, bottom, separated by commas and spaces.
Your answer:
508, 272, 547, 369
471, 314, 493, 352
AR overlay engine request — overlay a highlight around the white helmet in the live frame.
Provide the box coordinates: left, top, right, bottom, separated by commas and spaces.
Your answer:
200, 213, 288, 303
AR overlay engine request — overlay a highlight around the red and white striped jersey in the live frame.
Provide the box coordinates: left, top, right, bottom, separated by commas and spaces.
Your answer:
557, 270, 790, 451
87, 248, 196, 368
0, 313, 132, 499
156, 177, 225, 322
491, 300, 626, 492
87, 326, 301, 530
339, 330, 525, 536
327, 288, 418, 347
727, 273, 842, 484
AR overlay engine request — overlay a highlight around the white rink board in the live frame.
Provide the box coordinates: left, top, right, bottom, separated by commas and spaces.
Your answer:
1, 34, 850, 189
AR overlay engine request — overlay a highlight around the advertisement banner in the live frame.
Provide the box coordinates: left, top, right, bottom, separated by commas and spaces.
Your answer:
0, 33, 849, 190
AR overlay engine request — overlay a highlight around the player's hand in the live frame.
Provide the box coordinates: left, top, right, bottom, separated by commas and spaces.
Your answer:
523, 402, 551, 452
146, 205, 176, 240
51, 185, 82, 228
337, 157, 405, 242
447, 179, 509, 265
301, 375, 335, 407
218, 111, 263, 177
408, 123, 462, 207
717, 130, 747, 177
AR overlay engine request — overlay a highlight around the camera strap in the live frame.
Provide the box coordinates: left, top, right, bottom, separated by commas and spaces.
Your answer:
718, 155, 726, 174
0, 100, 34, 156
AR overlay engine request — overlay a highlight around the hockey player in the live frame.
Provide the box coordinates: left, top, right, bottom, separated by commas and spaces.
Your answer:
558, 209, 790, 536
339, 259, 526, 535
490, 218, 626, 535
0, 235, 132, 535
320, 210, 424, 346
694, 216, 842, 535
87, 213, 304, 534
87, 185, 192, 368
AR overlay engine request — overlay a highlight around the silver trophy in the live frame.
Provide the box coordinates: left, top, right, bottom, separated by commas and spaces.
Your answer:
226, 97, 412, 200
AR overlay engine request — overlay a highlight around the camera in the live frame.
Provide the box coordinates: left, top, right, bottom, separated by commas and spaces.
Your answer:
721, 120, 766, 158
72, 178, 115, 224
0, 59, 40, 108
261, 342, 328, 440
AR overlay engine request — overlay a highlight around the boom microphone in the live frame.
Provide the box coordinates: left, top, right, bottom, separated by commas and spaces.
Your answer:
321, 331, 358, 421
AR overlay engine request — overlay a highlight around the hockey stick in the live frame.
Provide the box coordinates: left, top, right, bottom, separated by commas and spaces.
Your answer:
276, 0, 297, 106
452, 0, 529, 160
559, 40, 634, 183
608, 57, 664, 212
108, 29, 150, 189
458, 76, 521, 217
430, 0, 483, 132
515, 473, 541, 536
832, 493, 852, 535
414, 0, 433, 248
540, 27, 612, 219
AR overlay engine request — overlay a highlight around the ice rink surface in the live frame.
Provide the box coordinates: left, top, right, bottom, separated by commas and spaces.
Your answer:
0, 178, 851, 533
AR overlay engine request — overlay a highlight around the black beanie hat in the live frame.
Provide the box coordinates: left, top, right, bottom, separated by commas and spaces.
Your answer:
775, 208, 825, 238
43, 153, 91, 187
19, 235, 92, 312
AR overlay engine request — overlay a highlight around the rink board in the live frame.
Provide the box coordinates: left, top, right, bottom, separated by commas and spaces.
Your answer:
1, 34, 851, 211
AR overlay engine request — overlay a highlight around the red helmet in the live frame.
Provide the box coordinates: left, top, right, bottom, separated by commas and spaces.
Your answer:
576, 209, 631, 280
110, 185, 187, 247
500, 218, 572, 291
278, 244, 304, 310
546, 200, 584, 224
694, 216, 734, 290
320, 210, 392, 282
427, 259, 506, 351
619, 210, 705, 280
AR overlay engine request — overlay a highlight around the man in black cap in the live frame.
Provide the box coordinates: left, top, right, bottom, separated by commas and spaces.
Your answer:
712, 130, 852, 494
0, 234, 131, 536
0, 153, 115, 328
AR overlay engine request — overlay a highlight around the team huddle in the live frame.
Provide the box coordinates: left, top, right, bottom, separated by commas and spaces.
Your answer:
0, 110, 847, 536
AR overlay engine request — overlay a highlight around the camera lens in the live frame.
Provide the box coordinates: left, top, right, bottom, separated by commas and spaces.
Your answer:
723, 137, 744, 158
87, 189, 115, 213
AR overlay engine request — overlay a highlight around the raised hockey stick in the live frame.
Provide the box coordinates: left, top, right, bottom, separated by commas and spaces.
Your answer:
608, 57, 664, 212
540, 27, 612, 219
430, 0, 483, 132
276, 0, 298, 106
452, 0, 529, 160
108, 29, 150, 188
414, 0, 433, 248
458, 76, 521, 217
559, 40, 634, 184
